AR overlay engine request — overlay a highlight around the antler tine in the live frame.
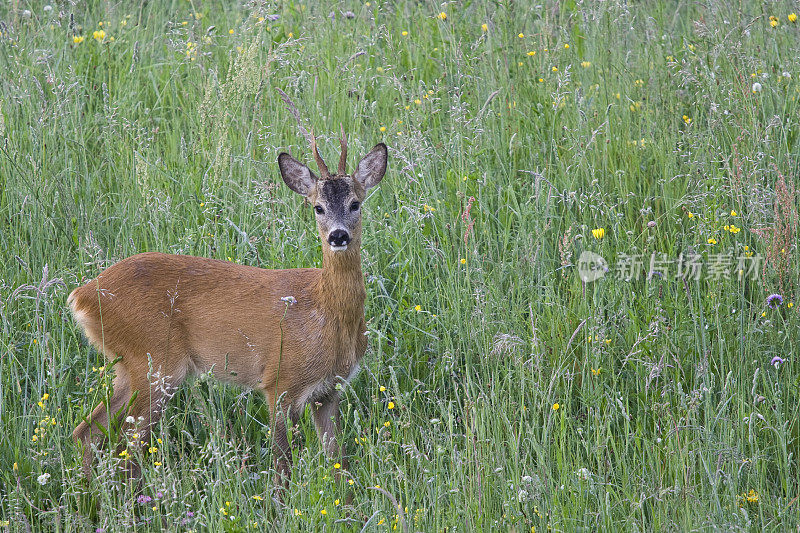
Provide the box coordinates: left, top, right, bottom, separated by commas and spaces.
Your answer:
338, 124, 348, 176
309, 129, 330, 178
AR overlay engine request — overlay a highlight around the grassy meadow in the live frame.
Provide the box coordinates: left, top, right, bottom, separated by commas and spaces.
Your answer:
2, 0, 800, 530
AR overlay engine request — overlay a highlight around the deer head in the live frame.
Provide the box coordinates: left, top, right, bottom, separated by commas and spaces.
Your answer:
278, 131, 388, 253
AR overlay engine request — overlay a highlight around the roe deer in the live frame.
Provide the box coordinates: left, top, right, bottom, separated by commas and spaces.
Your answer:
69, 131, 388, 488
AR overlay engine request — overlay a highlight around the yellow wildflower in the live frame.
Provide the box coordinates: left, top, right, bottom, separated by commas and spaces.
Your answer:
93, 30, 105, 41
591, 228, 605, 240
73, 35, 85, 44
438, 12, 447, 21
552, 403, 560, 411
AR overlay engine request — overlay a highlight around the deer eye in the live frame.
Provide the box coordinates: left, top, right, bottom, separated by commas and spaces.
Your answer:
314, 205, 325, 215
350, 201, 361, 212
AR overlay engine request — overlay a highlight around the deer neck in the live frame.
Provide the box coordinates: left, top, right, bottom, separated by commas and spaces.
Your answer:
315, 241, 366, 321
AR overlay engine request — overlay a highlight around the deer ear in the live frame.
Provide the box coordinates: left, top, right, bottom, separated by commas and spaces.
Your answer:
278, 153, 318, 196
353, 143, 388, 190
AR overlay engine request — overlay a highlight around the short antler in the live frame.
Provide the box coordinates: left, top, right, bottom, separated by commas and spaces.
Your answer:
309, 130, 331, 179
338, 124, 348, 176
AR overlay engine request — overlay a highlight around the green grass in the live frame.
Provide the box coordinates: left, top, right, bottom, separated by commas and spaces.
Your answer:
1, 0, 800, 530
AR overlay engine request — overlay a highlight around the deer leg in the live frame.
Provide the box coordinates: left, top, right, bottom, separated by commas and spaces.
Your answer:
271, 401, 301, 493
313, 392, 352, 503
73, 360, 186, 479
118, 363, 187, 474
312, 392, 343, 465
73, 365, 135, 479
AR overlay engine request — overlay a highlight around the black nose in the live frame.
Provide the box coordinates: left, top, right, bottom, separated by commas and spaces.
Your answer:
328, 229, 350, 247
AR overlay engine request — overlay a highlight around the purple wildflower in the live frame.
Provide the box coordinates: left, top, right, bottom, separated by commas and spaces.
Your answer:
266, 14, 280, 21
771, 356, 786, 368
137, 494, 152, 504
96, 529, 105, 533
155, 491, 164, 499
766, 294, 784, 308
182, 510, 196, 525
